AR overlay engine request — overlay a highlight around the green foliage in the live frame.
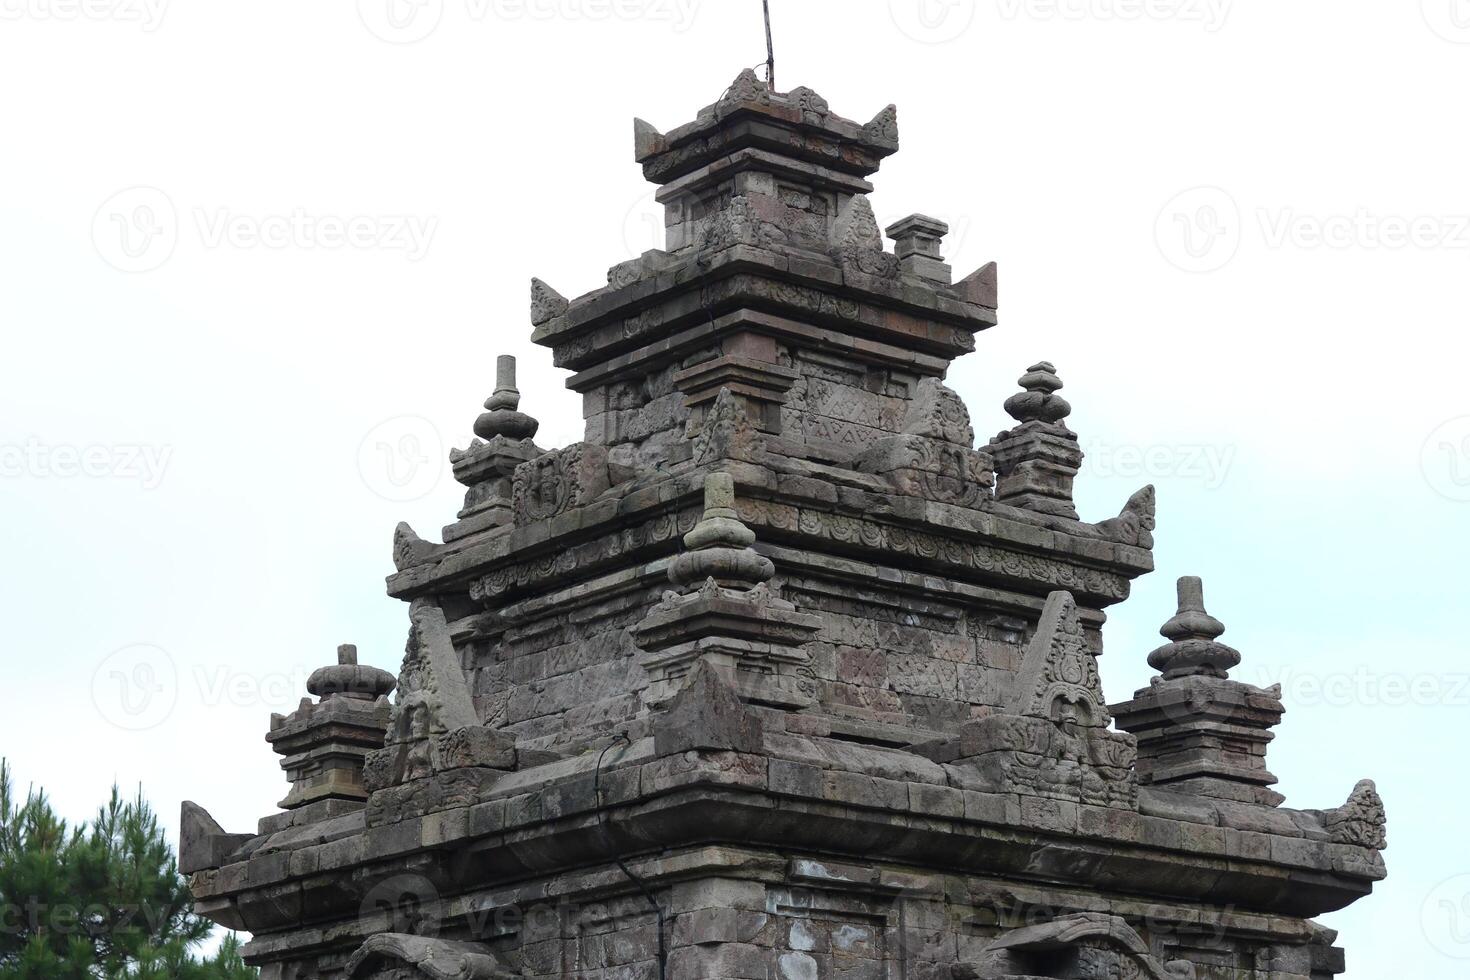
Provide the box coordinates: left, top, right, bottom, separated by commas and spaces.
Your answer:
0, 761, 256, 980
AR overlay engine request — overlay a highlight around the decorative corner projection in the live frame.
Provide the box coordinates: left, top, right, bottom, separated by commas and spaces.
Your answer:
1111, 577, 1288, 807
344, 934, 520, 980
362, 601, 517, 826
914, 590, 1138, 811
633, 471, 822, 710
986, 361, 1083, 519
445, 355, 546, 542
266, 642, 396, 811
857, 377, 994, 507
958, 912, 1197, 979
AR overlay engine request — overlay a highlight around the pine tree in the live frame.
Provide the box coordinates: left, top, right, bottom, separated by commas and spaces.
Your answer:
0, 761, 256, 980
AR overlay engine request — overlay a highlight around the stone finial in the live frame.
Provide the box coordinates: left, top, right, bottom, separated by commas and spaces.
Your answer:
1097, 485, 1157, 549
988, 361, 1083, 518
267, 642, 397, 813
1325, 779, 1388, 851
721, 67, 772, 109
632, 117, 665, 161
306, 644, 397, 702
529, 278, 568, 326
862, 104, 900, 148
668, 472, 774, 590
886, 214, 951, 283
392, 521, 435, 572
886, 214, 948, 261
954, 261, 998, 309
1111, 576, 1285, 807
1146, 577, 1242, 679
179, 801, 252, 875
1003, 362, 1071, 425
473, 355, 539, 441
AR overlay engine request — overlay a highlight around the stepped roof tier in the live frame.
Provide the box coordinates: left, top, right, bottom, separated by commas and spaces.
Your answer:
183, 73, 1384, 980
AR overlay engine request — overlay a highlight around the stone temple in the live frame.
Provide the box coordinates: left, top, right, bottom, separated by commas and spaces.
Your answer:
182, 72, 1387, 980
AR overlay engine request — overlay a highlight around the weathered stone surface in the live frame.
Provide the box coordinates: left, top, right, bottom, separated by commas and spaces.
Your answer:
344, 934, 518, 979
653, 659, 764, 756
183, 75, 1383, 980
1113, 578, 1291, 808
178, 801, 252, 875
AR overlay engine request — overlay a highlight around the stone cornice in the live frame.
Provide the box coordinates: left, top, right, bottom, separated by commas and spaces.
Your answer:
386, 463, 1151, 608
192, 736, 1384, 940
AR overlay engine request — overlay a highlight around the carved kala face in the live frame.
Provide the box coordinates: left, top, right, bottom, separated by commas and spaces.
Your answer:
1052, 696, 1089, 736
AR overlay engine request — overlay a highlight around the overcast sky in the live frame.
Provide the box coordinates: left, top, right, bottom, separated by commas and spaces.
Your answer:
2, 1, 1468, 974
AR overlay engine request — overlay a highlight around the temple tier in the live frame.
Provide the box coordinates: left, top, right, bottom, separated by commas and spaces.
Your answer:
182, 72, 1384, 980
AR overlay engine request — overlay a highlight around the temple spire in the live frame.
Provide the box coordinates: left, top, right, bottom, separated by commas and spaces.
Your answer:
1111, 576, 1285, 807
266, 642, 395, 813
1148, 576, 1241, 679
987, 360, 1083, 518
474, 355, 538, 441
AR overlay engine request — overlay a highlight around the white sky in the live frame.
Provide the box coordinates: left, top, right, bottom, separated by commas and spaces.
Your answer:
2, 1, 1468, 974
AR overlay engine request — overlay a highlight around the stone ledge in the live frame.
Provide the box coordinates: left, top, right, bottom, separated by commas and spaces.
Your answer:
193, 732, 1384, 936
